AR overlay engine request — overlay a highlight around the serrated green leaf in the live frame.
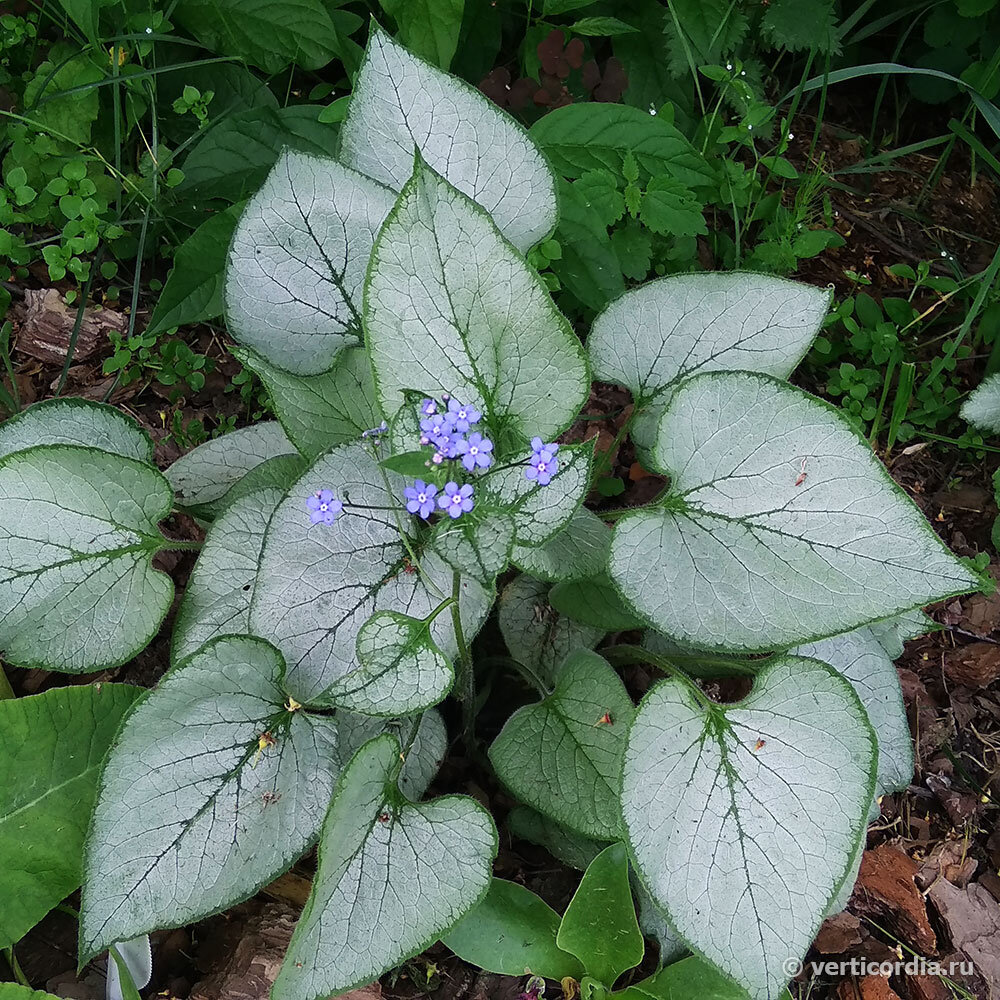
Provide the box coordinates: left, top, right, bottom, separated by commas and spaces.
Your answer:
611, 221, 653, 281
549, 574, 645, 632
588, 272, 832, 455
0, 445, 173, 672
512, 506, 612, 583
380, 0, 465, 68
490, 649, 634, 841
233, 346, 382, 462
762, 0, 838, 54
444, 878, 584, 980
250, 442, 492, 702
225, 150, 395, 375
341, 25, 557, 252
663, 0, 748, 72
557, 843, 643, 986
639, 176, 707, 237
609, 372, 979, 652
274, 733, 497, 1000
962, 372, 1000, 432
0, 986, 64, 1000
80, 636, 340, 960
172, 487, 283, 664
0, 398, 153, 463
0, 683, 142, 949
575, 170, 626, 227
164, 422, 297, 510
507, 805, 607, 870
624, 655, 877, 1000
570, 16, 639, 35
498, 575, 604, 685
365, 161, 588, 441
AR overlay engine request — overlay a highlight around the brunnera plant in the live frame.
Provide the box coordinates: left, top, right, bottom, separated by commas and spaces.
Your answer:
0, 24, 982, 1000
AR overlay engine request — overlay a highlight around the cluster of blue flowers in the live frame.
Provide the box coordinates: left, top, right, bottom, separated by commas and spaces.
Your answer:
306, 394, 560, 527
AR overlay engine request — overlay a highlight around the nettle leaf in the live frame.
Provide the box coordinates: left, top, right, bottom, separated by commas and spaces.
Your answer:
623, 655, 877, 1000
80, 636, 340, 960
431, 511, 516, 586
172, 487, 283, 664
0, 398, 153, 463
318, 611, 453, 716
0, 683, 142, 949
251, 442, 491, 703
498, 574, 604, 685
340, 25, 557, 252
512, 506, 612, 583
792, 622, 914, 799
478, 441, 594, 547
233, 346, 382, 461
550, 574, 646, 632
0, 445, 173, 672
962, 372, 1000, 433
224, 150, 395, 376
588, 272, 831, 454
365, 160, 588, 441
490, 649, 634, 841
164, 422, 296, 511
610, 372, 979, 652
274, 733, 497, 1000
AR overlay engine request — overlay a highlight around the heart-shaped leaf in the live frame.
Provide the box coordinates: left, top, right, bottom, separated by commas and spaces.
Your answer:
341, 25, 556, 252
549, 574, 646, 632
623, 655, 877, 1000
0, 398, 152, 463
588, 273, 830, 454
0, 445, 173, 671
250, 441, 492, 702
224, 149, 395, 375
273, 733, 497, 1000
961, 372, 1000, 432
430, 511, 516, 586
512, 506, 612, 583
490, 649, 634, 841
506, 805, 607, 871
609, 372, 979, 651
364, 160, 588, 441
80, 636, 340, 960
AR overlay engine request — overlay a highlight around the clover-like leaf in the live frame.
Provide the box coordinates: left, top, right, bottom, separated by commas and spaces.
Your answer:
623, 655, 877, 1000
80, 636, 340, 961
512, 506, 612, 583
251, 441, 491, 703
609, 372, 979, 652
317, 611, 453, 716
273, 733, 497, 1000
0, 445, 173, 672
340, 24, 556, 252
364, 160, 588, 441
498, 574, 604, 685
233, 346, 382, 461
490, 649, 634, 841
164, 422, 297, 511
961, 372, 1000, 433
172, 487, 283, 664
224, 149, 395, 375
0, 398, 153, 463
588, 273, 831, 453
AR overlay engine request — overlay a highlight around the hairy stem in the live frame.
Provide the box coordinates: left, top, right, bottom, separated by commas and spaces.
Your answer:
450, 570, 476, 743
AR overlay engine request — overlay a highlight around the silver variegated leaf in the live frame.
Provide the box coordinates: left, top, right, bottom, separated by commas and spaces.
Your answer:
511, 506, 611, 583
961, 372, 1000, 433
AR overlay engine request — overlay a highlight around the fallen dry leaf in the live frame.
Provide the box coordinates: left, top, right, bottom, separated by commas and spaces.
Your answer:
815, 911, 864, 954
917, 839, 978, 890
14, 288, 124, 363
925, 773, 981, 827
927, 878, 1000, 989
944, 641, 1000, 688
837, 975, 903, 1000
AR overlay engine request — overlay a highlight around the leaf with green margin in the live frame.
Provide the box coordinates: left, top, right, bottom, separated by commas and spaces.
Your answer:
380, 0, 465, 69
490, 649, 634, 841
364, 160, 588, 441
204, 453, 306, 518
273, 733, 497, 1000
550, 574, 646, 632
792, 621, 915, 799
0, 445, 173, 672
225, 150, 395, 376
0, 398, 153, 463
498, 574, 604, 685
79, 636, 340, 961
609, 372, 979, 652
623, 655, 878, 1000
172, 487, 283, 664
478, 441, 594, 547
250, 441, 491, 703
587, 273, 831, 455
0, 683, 142, 950
164, 422, 297, 510
147, 204, 243, 336
431, 510, 516, 586
557, 843, 643, 986
618, 956, 791, 1000
233, 346, 382, 462
341, 24, 557, 252
315, 610, 453, 716
634, 880, 685, 967
506, 805, 607, 871
961, 372, 1000, 433
443, 878, 584, 981
512, 506, 611, 583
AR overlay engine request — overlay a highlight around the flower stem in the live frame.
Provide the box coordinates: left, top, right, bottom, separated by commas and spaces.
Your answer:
450, 570, 476, 744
